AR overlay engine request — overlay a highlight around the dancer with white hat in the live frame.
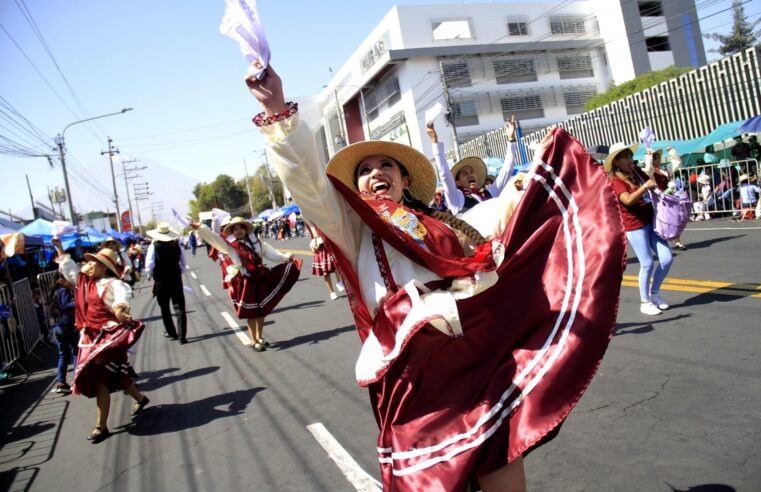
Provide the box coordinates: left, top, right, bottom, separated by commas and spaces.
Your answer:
145, 223, 188, 343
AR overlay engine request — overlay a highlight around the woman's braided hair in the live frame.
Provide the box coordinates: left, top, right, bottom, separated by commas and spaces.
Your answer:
402, 195, 487, 247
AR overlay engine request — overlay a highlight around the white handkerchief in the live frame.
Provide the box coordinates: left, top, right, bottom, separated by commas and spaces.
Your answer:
172, 208, 190, 228
52, 220, 77, 239
424, 103, 444, 124
220, 0, 271, 80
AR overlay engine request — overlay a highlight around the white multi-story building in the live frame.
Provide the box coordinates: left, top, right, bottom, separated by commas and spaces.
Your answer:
304, 0, 706, 163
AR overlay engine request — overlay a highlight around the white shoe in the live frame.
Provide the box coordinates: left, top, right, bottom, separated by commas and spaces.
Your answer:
329, 292, 338, 300
650, 293, 669, 310
335, 281, 345, 292
640, 302, 662, 316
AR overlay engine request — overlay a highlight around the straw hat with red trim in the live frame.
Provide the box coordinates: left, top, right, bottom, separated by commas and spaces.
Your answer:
325, 140, 437, 204
84, 248, 123, 277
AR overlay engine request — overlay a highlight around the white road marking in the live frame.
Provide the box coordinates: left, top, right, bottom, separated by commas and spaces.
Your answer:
190, 272, 197, 279
686, 226, 761, 230
307, 423, 382, 492
200, 285, 212, 296
220, 311, 251, 345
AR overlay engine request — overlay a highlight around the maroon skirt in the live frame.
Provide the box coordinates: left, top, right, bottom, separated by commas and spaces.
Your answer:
311, 246, 336, 276
228, 259, 302, 318
73, 320, 145, 398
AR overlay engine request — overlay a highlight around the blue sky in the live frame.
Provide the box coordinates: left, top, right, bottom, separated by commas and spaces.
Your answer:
0, 0, 750, 222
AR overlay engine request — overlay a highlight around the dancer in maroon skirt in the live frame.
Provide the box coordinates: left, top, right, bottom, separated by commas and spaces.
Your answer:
193, 217, 301, 351
245, 65, 626, 491
52, 238, 149, 443
307, 222, 342, 301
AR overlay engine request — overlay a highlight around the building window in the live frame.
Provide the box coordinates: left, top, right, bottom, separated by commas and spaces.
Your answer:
646, 36, 671, 52
549, 15, 586, 35
315, 126, 330, 165
557, 53, 594, 79
442, 61, 472, 88
500, 94, 544, 121
432, 19, 472, 40
493, 59, 537, 84
364, 73, 401, 121
563, 87, 598, 115
451, 100, 479, 127
639, 1, 663, 17
506, 16, 529, 36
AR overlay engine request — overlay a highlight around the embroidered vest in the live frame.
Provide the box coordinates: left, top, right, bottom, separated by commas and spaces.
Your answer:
75, 275, 117, 331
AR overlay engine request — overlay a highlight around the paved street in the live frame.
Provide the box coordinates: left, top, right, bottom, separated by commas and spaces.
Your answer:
1, 220, 759, 492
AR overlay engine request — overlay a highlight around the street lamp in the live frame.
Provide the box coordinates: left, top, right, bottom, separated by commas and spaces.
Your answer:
55, 107, 133, 226
323, 84, 372, 141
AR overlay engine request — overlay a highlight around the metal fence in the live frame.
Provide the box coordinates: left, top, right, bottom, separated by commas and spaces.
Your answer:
0, 283, 24, 372
12, 278, 44, 358
37, 270, 59, 329
677, 158, 760, 220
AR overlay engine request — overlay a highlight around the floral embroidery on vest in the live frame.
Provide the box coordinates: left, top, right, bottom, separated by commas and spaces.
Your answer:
378, 207, 428, 249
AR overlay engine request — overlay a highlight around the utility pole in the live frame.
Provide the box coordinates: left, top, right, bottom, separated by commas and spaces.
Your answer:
243, 159, 255, 218
258, 150, 277, 209
438, 61, 461, 161
55, 137, 77, 225
133, 182, 151, 235
120, 158, 145, 233
101, 137, 121, 232
25, 175, 37, 219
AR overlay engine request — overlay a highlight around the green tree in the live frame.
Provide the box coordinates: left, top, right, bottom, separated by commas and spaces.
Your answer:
246, 165, 285, 214
188, 174, 248, 218
703, 0, 760, 57
584, 65, 692, 111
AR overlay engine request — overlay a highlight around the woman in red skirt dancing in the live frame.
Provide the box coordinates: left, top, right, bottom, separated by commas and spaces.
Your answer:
244, 65, 626, 491
307, 222, 343, 301
52, 238, 149, 443
194, 217, 301, 351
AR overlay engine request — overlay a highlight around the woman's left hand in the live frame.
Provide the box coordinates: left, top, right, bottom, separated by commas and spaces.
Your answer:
245, 65, 287, 117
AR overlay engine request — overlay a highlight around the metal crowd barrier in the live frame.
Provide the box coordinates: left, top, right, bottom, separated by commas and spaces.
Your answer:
672, 158, 759, 220
0, 283, 24, 373
37, 270, 59, 329
12, 278, 44, 358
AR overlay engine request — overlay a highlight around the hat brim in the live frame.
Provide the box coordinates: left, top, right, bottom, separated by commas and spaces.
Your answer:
326, 140, 437, 204
222, 218, 254, 236
451, 157, 488, 189
147, 230, 180, 241
603, 144, 639, 172
84, 251, 121, 276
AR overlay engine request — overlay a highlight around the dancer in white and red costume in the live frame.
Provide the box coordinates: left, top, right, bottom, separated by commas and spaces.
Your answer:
246, 65, 625, 491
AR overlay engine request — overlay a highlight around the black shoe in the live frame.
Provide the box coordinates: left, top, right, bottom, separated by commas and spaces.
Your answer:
251, 341, 266, 352
179, 338, 187, 345
131, 396, 150, 416
87, 426, 110, 443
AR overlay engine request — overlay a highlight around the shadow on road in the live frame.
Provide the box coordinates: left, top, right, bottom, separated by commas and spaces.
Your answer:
138, 310, 197, 323
614, 314, 692, 336
274, 324, 355, 350
134, 366, 220, 392
678, 234, 745, 250
667, 483, 736, 492
118, 387, 264, 436
271, 300, 325, 314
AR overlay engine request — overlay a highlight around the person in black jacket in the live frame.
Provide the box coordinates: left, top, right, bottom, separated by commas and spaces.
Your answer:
145, 223, 188, 344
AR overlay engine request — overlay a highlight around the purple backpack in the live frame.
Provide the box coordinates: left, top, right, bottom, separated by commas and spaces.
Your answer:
650, 189, 691, 241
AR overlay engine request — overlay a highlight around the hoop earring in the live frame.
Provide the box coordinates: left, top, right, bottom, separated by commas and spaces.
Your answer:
402, 188, 414, 203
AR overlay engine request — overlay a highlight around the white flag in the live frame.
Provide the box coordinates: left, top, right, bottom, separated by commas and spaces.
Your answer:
424, 103, 444, 125
220, 0, 271, 80
172, 208, 190, 228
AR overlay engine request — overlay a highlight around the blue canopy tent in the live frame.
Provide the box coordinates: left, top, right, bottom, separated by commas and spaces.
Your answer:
738, 115, 761, 133
80, 227, 109, 247
632, 137, 704, 161
106, 229, 127, 242
280, 203, 301, 215
256, 209, 276, 220
18, 218, 55, 237
683, 119, 747, 166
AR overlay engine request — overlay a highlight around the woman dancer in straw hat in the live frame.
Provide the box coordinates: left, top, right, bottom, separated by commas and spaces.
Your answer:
193, 217, 301, 351
244, 64, 625, 491
52, 238, 149, 442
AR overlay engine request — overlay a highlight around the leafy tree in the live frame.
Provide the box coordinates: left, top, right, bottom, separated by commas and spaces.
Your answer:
188, 174, 248, 218
703, 0, 760, 57
584, 65, 692, 111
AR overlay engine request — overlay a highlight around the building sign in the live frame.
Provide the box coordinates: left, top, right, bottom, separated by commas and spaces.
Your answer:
360, 33, 390, 74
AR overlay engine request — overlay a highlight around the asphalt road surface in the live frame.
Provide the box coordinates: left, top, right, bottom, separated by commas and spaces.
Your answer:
1, 220, 759, 491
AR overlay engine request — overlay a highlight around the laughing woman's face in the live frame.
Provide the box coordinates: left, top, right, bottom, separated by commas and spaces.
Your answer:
356, 155, 411, 203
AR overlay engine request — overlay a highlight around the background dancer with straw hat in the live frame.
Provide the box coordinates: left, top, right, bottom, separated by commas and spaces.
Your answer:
51, 238, 149, 443
192, 217, 301, 352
